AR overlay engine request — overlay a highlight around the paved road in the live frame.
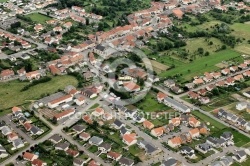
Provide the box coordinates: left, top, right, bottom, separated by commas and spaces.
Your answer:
1, 97, 108, 166
154, 85, 250, 139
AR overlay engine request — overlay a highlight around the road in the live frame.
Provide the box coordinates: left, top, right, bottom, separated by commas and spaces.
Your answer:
1, 97, 109, 166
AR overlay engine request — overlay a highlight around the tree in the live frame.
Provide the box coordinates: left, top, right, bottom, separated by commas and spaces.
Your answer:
197, 47, 204, 54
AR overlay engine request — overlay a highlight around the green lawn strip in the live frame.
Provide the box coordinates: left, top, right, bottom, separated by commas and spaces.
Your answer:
25, 13, 52, 23
0, 75, 78, 112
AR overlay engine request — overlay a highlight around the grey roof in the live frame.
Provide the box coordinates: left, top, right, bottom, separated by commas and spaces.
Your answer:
12, 138, 24, 147
180, 114, 189, 122
72, 125, 86, 132
0, 122, 6, 128
113, 119, 124, 127
231, 115, 238, 121
241, 120, 247, 126
210, 161, 222, 166
221, 132, 232, 140
236, 150, 246, 158
73, 158, 84, 165
96, 44, 105, 51
120, 126, 128, 135
99, 142, 111, 150
220, 156, 233, 166
119, 157, 134, 165
1, 126, 11, 135
145, 143, 157, 154
199, 143, 212, 151
89, 136, 103, 145
164, 97, 190, 113
55, 142, 70, 150
164, 79, 175, 85
207, 137, 217, 144
162, 158, 177, 166
49, 134, 62, 143
237, 118, 243, 123
30, 125, 41, 134
0, 145, 6, 152
181, 146, 193, 153
227, 113, 233, 118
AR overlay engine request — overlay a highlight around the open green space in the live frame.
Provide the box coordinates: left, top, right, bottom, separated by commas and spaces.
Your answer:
134, 91, 172, 112
200, 96, 237, 111
25, 13, 52, 24
0, 0, 8, 2
230, 23, 250, 40
159, 49, 241, 82
0, 75, 78, 112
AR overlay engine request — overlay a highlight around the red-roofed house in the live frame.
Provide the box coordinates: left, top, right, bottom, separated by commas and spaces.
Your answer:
23, 152, 38, 161
48, 94, 73, 108
123, 82, 140, 92
172, 8, 184, 19
143, 120, 154, 130
107, 151, 122, 161
0, 69, 14, 80
157, 92, 167, 103
123, 133, 137, 146
31, 159, 47, 166
150, 127, 165, 137
168, 136, 182, 148
53, 109, 75, 121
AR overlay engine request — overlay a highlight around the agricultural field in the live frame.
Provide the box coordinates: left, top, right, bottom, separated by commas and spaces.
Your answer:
25, 13, 52, 24
150, 60, 169, 74
234, 44, 250, 55
159, 49, 242, 82
0, 75, 78, 112
230, 23, 250, 40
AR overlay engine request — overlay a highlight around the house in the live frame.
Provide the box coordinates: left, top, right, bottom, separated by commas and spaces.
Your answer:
172, 8, 184, 19
236, 102, 248, 111
92, 107, 105, 117
164, 97, 191, 113
123, 133, 137, 146
193, 78, 204, 85
188, 91, 199, 100
1, 126, 11, 136
34, 24, 44, 32
7, 132, 18, 142
98, 142, 111, 153
219, 156, 234, 166
113, 119, 125, 129
180, 146, 195, 156
189, 128, 200, 138
143, 120, 154, 130
151, 127, 165, 137
0, 69, 15, 80
82, 115, 93, 124
199, 97, 210, 104
243, 70, 250, 77
170, 86, 183, 94
31, 159, 47, 166
189, 117, 200, 127
89, 136, 103, 146
88, 160, 100, 166
137, 140, 159, 156
233, 150, 247, 163
198, 89, 207, 96
168, 136, 182, 148
66, 148, 79, 158
48, 94, 73, 108
220, 131, 233, 141
53, 109, 75, 121
72, 125, 86, 134
79, 132, 91, 141
74, 96, 85, 106
107, 151, 122, 161
73, 158, 84, 166
169, 117, 181, 126
206, 137, 226, 147
23, 152, 38, 161
221, 68, 230, 75
225, 77, 235, 86
17, 68, 26, 77
11, 137, 24, 149
161, 158, 178, 166
119, 157, 134, 166
196, 143, 212, 154
230, 66, 238, 72
234, 74, 244, 82
238, 63, 248, 70
120, 126, 130, 136
49, 134, 62, 144
123, 82, 140, 92
30, 125, 43, 135
0, 145, 8, 158
157, 92, 167, 103
164, 79, 175, 88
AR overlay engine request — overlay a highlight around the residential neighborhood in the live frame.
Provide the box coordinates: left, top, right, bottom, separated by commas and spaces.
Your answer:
0, 0, 250, 166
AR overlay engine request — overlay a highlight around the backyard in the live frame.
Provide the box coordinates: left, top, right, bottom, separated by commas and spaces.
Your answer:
25, 13, 52, 24
0, 75, 78, 112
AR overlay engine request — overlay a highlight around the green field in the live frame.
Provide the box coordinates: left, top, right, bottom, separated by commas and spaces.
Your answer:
0, 0, 8, 2
0, 75, 78, 112
25, 13, 52, 24
159, 49, 242, 82
230, 23, 250, 40
134, 91, 171, 112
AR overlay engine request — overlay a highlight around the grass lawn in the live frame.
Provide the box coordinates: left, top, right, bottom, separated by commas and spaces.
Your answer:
134, 92, 171, 112
89, 103, 100, 109
0, 75, 78, 112
234, 44, 250, 55
25, 13, 52, 24
230, 23, 250, 40
128, 144, 144, 156
0, 0, 8, 2
200, 96, 236, 111
159, 49, 242, 82
88, 145, 98, 153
